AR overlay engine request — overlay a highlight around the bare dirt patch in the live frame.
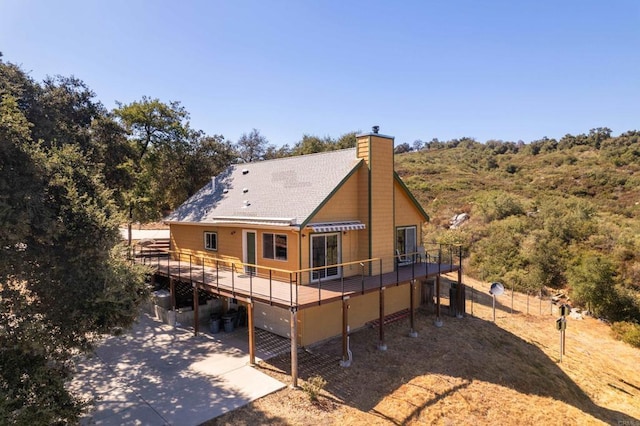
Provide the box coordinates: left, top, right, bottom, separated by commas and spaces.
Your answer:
208, 274, 640, 425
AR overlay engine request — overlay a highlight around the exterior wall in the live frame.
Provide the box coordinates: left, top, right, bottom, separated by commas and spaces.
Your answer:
298, 283, 414, 346
310, 171, 360, 223
299, 301, 342, 346
170, 223, 243, 266
304, 170, 367, 282
394, 179, 425, 244
255, 229, 299, 279
169, 223, 299, 280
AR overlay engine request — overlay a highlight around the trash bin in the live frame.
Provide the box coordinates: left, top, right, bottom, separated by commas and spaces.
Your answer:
222, 314, 234, 332
210, 315, 221, 333
227, 309, 239, 328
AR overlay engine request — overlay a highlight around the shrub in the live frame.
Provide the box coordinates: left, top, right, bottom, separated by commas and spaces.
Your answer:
475, 191, 525, 223
505, 164, 518, 174
301, 375, 327, 402
611, 321, 640, 348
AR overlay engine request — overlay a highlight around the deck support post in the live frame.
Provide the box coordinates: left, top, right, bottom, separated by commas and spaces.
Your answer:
290, 307, 298, 388
378, 288, 387, 351
340, 297, 352, 366
435, 275, 443, 327
169, 278, 176, 311
248, 299, 256, 366
409, 280, 418, 338
193, 285, 199, 336
456, 248, 463, 318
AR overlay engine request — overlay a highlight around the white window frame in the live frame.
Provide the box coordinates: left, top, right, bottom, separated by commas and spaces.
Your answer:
204, 231, 218, 251
263, 232, 288, 261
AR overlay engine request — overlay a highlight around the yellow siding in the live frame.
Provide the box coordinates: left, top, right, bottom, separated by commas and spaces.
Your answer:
306, 171, 366, 277
368, 134, 395, 274
357, 138, 370, 161
357, 164, 370, 262
169, 224, 300, 279
170, 224, 243, 267
299, 283, 414, 346
299, 301, 342, 346
255, 229, 299, 276
310, 172, 360, 223
394, 179, 426, 244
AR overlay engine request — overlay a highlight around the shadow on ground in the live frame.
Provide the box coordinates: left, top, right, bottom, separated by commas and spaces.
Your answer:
69, 314, 285, 425
264, 309, 636, 424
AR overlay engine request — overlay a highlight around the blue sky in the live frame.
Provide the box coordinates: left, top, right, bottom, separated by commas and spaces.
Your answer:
1, 1, 638, 146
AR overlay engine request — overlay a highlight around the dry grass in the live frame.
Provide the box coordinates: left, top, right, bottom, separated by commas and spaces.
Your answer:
208, 274, 640, 425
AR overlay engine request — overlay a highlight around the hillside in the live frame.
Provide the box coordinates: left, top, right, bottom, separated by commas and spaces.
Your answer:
212, 275, 640, 424
395, 140, 640, 230
393, 136, 640, 333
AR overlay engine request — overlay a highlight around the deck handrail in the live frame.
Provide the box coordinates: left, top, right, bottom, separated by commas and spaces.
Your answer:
137, 244, 463, 308
140, 246, 457, 278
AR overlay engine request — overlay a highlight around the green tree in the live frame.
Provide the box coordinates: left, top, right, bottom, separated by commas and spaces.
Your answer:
334, 131, 357, 150
475, 190, 525, 223
568, 253, 616, 316
291, 134, 329, 155
114, 96, 189, 162
520, 230, 567, 289
236, 128, 269, 162
469, 216, 529, 283
394, 142, 412, 154
0, 93, 149, 423
538, 197, 596, 244
177, 133, 237, 201
114, 97, 194, 219
264, 143, 292, 159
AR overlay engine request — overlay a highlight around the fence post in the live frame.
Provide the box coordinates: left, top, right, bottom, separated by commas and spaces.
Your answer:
511, 284, 514, 314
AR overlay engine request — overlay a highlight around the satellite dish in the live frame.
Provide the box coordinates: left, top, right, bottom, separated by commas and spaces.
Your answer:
489, 282, 504, 322
489, 282, 504, 296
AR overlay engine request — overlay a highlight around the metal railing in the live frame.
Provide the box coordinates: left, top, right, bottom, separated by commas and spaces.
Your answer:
136, 244, 463, 309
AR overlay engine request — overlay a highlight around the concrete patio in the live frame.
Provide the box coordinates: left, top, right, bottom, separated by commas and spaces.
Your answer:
68, 313, 286, 425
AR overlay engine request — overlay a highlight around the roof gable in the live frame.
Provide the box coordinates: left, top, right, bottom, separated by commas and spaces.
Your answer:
166, 148, 363, 226
394, 172, 430, 222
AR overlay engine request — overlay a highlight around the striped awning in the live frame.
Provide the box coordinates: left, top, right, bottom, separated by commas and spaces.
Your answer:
308, 221, 366, 233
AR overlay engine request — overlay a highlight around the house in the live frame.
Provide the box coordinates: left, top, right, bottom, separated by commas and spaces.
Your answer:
155, 127, 462, 385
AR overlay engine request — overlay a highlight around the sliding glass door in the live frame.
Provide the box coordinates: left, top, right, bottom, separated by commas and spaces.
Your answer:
396, 226, 417, 257
311, 233, 341, 280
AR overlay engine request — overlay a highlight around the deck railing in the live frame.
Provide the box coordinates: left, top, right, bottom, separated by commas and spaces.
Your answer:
137, 244, 462, 309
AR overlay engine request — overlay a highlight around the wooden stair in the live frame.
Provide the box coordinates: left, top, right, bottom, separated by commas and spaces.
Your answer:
135, 238, 170, 258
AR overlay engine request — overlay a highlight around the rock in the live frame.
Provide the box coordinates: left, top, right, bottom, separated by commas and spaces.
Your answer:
570, 308, 583, 320
450, 213, 470, 229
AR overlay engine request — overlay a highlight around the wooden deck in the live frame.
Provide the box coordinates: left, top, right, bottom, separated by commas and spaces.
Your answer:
144, 256, 460, 310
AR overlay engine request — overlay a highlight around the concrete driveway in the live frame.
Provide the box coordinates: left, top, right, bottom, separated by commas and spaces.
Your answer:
68, 313, 286, 425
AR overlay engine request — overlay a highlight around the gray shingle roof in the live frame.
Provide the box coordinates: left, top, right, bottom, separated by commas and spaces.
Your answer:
165, 148, 363, 227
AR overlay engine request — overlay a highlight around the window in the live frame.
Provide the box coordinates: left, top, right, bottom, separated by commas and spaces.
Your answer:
263, 233, 287, 261
396, 226, 417, 256
204, 232, 217, 251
